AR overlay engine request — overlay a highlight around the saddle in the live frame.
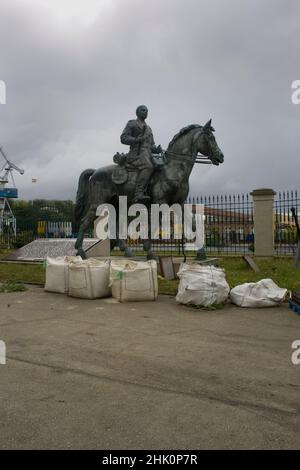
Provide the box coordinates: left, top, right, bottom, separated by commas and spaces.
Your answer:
112, 151, 167, 185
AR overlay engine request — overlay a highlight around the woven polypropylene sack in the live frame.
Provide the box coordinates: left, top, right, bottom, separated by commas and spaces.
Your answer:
68, 258, 111, 299
45, 256, 82, 294
230, 279, 287, 307
110, 259, 158, 302
176, 263, 230, 306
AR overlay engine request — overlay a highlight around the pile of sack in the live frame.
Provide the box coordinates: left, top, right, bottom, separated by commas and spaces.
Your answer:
175, 262, 287, 308
229, 279, 287, 308
176, 264, 230, 307
45, 256, 158, 302
45, 257, 288, 308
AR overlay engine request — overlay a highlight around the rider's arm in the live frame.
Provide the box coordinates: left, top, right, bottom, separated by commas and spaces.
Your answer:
151, 134, 162, 154
149, 130, 156, 152
120, 120, 138, 146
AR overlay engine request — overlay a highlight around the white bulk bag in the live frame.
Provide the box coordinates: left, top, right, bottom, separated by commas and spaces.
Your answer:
68, 258, 111, 299
230, 279, 287, 307
176, 263, 230, 306
110, 259, 158, 302
45, 256, 82, 294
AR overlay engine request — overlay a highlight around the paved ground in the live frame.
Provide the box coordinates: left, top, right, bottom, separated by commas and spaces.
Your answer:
0, 286, 299, 450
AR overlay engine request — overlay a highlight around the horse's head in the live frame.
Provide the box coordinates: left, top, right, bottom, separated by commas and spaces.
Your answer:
196, 119, 224, 166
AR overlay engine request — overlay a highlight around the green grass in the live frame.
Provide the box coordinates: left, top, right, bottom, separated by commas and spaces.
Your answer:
0, 248, 13, 260
0, 262, 45, 284
219, 257, 300, 291
0, 280, 27, 293
184, 302, 226, 311
159, 257, 300, 296
0, 256, 299, 296
158, 277, 179, 295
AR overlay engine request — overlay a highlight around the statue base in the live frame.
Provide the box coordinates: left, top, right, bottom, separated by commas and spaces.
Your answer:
6, 238, 110, 261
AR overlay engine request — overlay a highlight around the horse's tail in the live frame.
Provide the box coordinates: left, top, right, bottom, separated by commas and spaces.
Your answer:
74, 168, 95, 230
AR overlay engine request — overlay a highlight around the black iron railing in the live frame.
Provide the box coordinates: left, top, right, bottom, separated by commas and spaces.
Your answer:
1, 192, 298, 257
125, 193, 254, 256
274, 191, 300, 256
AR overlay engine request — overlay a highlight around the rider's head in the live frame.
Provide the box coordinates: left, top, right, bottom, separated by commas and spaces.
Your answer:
136, 105, 148, 121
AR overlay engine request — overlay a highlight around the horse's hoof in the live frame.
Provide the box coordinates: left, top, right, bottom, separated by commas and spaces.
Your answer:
76, 248, 87, 259
196, 247, 207, 261
147, 251, 158, 261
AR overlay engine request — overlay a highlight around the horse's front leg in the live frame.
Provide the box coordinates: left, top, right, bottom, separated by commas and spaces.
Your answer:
142, 208, 158, 260
75, 204, 97, 259
115, 207, 133, 257
143, 239, 157, 260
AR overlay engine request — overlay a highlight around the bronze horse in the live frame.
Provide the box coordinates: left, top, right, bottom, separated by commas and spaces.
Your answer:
74, 120, 224, 258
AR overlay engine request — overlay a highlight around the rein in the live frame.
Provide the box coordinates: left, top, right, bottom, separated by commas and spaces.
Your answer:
165, 150, 213, 164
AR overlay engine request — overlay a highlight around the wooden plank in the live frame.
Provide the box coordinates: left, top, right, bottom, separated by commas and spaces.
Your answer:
242, 255, 260, 273
293, 241, 300, 268
292, 291, 300, 304
159, 256, 175, 280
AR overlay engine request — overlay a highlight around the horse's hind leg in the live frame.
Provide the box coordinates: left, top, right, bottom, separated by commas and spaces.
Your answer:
142, 239, 157, 260
75, 204, 97, 258
118, 239, 133, 257
115, 205, 133, 257
142, 209, 157, 260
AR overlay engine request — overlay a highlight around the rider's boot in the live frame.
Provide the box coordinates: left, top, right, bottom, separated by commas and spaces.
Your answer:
134, 168, 153, 203
134, 186, 150, 203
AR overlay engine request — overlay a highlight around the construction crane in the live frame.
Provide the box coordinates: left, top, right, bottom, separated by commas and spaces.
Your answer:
0, 146, 24, 243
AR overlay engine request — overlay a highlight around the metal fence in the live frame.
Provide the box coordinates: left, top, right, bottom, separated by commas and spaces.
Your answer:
187, 194, 254, 255
0, 219, 79, 249
274, 190, 300, 256
126, 193, 254, 255
0, 195, 255, 255
1, 191, 299, 257
0, 199, 81, 249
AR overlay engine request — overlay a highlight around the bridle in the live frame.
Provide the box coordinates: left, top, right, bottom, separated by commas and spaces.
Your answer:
164, 128, 214, 164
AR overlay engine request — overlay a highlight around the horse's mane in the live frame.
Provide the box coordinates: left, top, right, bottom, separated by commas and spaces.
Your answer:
167, 124, 202, 150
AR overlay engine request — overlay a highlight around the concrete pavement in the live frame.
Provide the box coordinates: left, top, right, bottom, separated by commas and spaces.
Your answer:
0, 286, 299, 449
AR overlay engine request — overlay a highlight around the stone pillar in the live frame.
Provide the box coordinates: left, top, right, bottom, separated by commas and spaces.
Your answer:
250, 188, 276, 257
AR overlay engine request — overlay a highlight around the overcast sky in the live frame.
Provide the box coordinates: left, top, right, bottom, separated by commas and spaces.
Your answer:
0, 0, 299, 201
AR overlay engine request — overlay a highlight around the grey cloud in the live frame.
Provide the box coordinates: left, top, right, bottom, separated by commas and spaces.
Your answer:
0, 0, 299, 200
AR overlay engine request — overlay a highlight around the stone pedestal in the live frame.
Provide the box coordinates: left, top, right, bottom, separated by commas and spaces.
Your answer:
251, 188, 276, 257
85, 238, 111, 258
91, 215, 111, 257
6, 238, 106, 261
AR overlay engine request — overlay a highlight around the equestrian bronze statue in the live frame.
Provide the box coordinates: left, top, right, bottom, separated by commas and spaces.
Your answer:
74, 106, 224, 259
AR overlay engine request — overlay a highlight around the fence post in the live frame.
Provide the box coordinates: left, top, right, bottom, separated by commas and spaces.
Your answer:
250, 188, 276, 256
